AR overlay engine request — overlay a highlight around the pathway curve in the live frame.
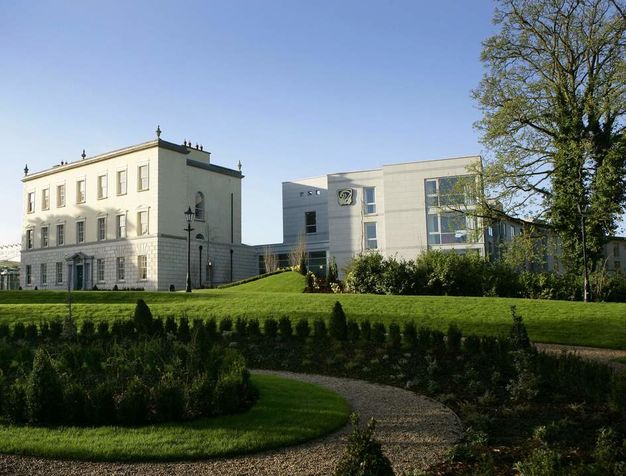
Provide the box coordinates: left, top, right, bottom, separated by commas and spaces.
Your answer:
0, 370, 462, 476
536, 343, 626, 372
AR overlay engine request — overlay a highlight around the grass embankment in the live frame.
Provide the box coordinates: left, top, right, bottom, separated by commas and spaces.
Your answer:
223, 270, 306, 293
0, 374, 350, 461
1, 272, 625, 349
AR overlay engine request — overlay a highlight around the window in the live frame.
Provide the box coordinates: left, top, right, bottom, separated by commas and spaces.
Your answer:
138, 255, 147, 280
41, 227, 49, 247
117, 170, 127, 195
510, 225, 515, 238
56, 262, 63, 284
76, 179, 86, 203
614, 244, 620, 257
427, 211, 474, 245
26, 229, 33, 249
97, 217, 106, 241
137, 211, 148, 236
76, 221, 85, 243
27, 192, 35, 213
116, 214, 127, 238
305, 211, 317, 234
364, 187, 376, 214
57, 184, 66, 207
97, 174, 108, 199
97, 259, 105, 282
195, 192, 205, 220
26, 265, 32, 285
56, 224, 65, 246
42, 188, 50, 210
40, 263, 47, 285
138, 165, 149, 191
425, 176, 474, 208
116, 257, 125, 281
364, 222, 378, 249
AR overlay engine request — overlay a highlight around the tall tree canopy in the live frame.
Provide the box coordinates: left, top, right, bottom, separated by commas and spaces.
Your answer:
473, 0, 626, 272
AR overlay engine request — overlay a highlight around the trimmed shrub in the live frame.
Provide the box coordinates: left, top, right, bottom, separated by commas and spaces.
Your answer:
49, 320, 63, 339
388, 322, 401, 349
116, 376, 148, 426
247, 319, 261, 337
329, 301, 348, 341
89, 381, 116, 425
235, 318, 247, 337
403, 322, 418, 349
96, 321, 109, 339
164, 316, 178, 335
372, 323, 386, 345
219, 317, 233, 334
206, 318, 219, 341
295, 319, 311, 339
313, 318, 327, 339
334, 413, 394, 476
446, 324, 462, 353
3, 381, 27, 424
25, 324, 38, 342
178, 317, 191, 342
63, 383, 88, 426
133, 299, 154, 335
278, 316, 293, 338
26, 349, 64, 425
153, 375, 185, 422
360, 320, 372, 341
347, 319, 360, 342
12, 323, 25, 341
80, 320, 95, 341
187, 373, 214, 417
0, 323, 9, 339
264, 318, 278, 338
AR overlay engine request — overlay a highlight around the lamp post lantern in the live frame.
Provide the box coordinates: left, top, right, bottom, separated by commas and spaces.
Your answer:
184, 207, 195, 292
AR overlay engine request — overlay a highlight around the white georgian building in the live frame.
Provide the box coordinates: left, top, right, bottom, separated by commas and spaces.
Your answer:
20, 133, 256, 290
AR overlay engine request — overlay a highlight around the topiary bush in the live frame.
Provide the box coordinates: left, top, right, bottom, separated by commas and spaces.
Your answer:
278, 316, 293, 338
264, 318, 278, 338
133, 299, 153, 335
295, 318, 311, 340
334, 413, 394, 476
26, 349, 64, 425
329, 301, 348, 341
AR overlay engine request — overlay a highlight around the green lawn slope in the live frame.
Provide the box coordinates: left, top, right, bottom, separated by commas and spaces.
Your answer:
222, 271, 306, 293
1, 278, 625, 349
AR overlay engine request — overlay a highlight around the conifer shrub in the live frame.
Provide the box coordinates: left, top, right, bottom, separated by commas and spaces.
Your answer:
278, 316, 293, 338
116, 376, 148, 426
12, 323, 25, 341
219, 317, 233, 333
388, 322, 401, 349
96, 321, 109, 339
80, 320, 95, 341
133, 299, 154, 335
313, 318, 327, 339
153, 375, 185, 422
372, 322, 386, 344
360, 320, 372, 341
49, 320, 63, 339
247, 319, 261, 337
25, 324, 38, 342
164, 316, 178, 335
235, 317, 247, 337
0, 323, 9, 339
403, 322, 418, 349
178, 317, 191, 342
264, 318, 278, 338
295, 318, 311, 339
334, 413, 394, 476
329, 301, 348, 341
63, 383, 89, 426
346, 319, 360, 342
26, 349, 63, 425
446, 324, 463, 354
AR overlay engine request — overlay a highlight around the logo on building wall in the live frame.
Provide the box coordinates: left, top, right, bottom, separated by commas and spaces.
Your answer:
337, 188, 354, 206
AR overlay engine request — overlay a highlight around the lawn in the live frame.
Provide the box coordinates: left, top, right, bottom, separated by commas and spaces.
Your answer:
0, 374, 350, 461
1, 272, 625, 349
223, 271, 306, 293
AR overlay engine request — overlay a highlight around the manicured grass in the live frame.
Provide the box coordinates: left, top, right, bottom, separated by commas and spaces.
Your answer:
223, 270, 306, 293
0, 374, 350, 461
1, 273, 625, 349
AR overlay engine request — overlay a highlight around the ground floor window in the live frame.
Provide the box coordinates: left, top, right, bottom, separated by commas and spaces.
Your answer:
56, 262, 63, 284
116, 257, 125, 281
97, 258, 105, 282
427, 211, 476, 245
364, 222, 378, 250
138, 255, 147, 280
25, 265, 32, 285
40, 263, 47, 285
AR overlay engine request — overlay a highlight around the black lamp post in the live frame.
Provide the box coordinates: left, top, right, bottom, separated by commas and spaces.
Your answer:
184, 207, 195, 292
199, 245, 203, 287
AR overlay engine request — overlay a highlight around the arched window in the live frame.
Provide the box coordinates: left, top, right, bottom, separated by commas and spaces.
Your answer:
195, 192, 205, 221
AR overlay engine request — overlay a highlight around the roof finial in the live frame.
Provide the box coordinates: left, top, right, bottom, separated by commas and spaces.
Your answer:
237, 160, 242, 172
24, 164, 29, 176
156, 125, 161, 139
81, 149, 86, 160
200, 144, 203, 151
183, 139, 187, 147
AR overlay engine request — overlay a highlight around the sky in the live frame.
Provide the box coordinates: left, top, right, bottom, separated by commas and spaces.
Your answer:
0, 0, 498, 246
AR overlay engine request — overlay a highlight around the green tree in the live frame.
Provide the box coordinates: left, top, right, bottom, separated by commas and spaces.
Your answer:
473, 0, 626, 276
133, 299, 153, 335
26, 349, 64, 425
329, 301, 348, 341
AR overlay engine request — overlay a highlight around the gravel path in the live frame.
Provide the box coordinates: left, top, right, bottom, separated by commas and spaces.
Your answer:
536, 343, 626, 372
0, 370, 462, 476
